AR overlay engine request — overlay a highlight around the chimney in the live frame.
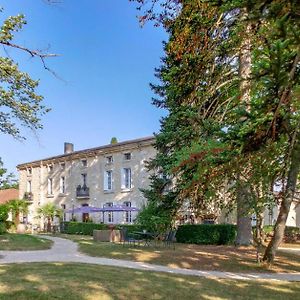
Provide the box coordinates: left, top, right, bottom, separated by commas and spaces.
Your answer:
64, 142, 74, 154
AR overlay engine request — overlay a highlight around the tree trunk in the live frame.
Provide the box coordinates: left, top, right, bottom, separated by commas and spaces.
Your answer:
235, 8, 253, 246
263, 132, 300, 263
235, 182, 252, 245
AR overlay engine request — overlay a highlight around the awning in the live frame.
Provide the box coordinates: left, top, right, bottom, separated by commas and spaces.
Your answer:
65, 205, 139, 213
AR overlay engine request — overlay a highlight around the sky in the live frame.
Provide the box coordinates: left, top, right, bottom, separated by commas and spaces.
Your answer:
0, 0, 167, 175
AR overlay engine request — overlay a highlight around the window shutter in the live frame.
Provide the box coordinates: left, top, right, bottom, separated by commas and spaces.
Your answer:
104, 171, 108, 190
121, 168, 125, 189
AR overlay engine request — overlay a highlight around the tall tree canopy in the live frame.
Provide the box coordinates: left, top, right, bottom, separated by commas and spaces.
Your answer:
134, 0, 300, 262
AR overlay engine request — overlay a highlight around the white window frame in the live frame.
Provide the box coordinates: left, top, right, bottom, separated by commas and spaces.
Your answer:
48, 178, 53, 195
106, 156, 113, 164
124, 152, 131, 160
105, 202, 114, 223
104, 170, 113, 191
27, 180, 32, 193
60, 176, 65, 194
124, 201, 132, 223
121, 168, 132, 189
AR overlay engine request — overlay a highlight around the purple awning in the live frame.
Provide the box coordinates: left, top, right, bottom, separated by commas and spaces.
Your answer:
65, 205, 139, 213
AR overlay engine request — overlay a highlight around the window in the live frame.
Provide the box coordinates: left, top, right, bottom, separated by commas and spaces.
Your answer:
105, 202, 113, 223
124, 201, 132, 223
81, 159, 87, 167
104, 170, 113, 191
27, 168, 32, 175
60, 176, 65, 194
61, 204, 66, 221
106, 156, 113, 164
122, 168, 132, 189
82, 203, 89, 222
48, 178, 53, 195
48, 165, 53, 173
124, 153, 131, 160
60, 162, 65, 170
82, 173, 87, 186
27, 180, 32, 193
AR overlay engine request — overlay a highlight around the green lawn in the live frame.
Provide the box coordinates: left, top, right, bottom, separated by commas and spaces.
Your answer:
0, 234, 53, 251
57, 234, 300, 273
0, 262, 299, 300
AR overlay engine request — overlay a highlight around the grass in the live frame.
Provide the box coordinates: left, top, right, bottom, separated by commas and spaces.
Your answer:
0, 262, 299, 300
0, 234, 53, 251
57, 234, 300, 273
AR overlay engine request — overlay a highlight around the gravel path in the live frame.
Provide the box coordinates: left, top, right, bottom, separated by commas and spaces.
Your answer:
1, 235, 300, 282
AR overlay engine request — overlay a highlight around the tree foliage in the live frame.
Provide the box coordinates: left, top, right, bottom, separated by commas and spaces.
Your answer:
0, 8, 56, 139
0, 158, 18, 189
134, 0, 300, 262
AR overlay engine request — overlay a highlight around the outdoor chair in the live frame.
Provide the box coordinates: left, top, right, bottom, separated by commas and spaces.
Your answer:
120, 228, 143, 247
163, 230, 177, 250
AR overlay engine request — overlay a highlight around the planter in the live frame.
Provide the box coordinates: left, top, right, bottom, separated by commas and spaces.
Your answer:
93, 229, 121, 242
16, 223, 26, 234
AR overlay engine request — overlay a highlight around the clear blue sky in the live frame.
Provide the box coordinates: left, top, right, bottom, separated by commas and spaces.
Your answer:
0, 0, 167, 175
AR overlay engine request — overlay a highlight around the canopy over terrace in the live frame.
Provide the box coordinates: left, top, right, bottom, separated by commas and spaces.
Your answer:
65, 205, 140, 224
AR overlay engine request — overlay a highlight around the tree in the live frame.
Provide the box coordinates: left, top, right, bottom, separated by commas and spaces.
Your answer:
133, 0, 300, 262
0, 158, 18, 189
7, 199, 29, 227
0, 9, 56, 140
37, 203, 62, 232
110, 137, 118, 144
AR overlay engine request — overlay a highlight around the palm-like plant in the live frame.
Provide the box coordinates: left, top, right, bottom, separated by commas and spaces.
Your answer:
37, 203, 62, 232
7, 199, 29, 227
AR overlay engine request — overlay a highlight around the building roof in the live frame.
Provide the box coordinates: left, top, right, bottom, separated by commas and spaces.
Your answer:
0, 188, 19, 204
17, 136, 155, 169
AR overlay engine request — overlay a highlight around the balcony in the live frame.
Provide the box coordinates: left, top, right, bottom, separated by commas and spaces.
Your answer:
23, 192, 33, 202
76, 184, 90, 199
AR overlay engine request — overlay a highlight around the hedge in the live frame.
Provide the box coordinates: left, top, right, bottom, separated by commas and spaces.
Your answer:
0, 222, 6, 235
176, 224, 237, 245
60, 222, 109, 235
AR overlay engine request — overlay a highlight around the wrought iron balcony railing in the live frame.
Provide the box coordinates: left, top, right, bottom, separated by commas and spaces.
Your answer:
76, 185, 90, 198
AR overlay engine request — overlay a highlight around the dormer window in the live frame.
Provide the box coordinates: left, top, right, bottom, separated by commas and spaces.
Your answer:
27, 168, 32, 175
60, 162, 65, 170
124, 153, 131, 160
48, 165, 53, 173
81, 159, 87, 167
106, 156, 113, 164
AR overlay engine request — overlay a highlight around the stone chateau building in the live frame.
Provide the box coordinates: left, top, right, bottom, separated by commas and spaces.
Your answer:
17, 135, 300, 228
17, 137, 156, 226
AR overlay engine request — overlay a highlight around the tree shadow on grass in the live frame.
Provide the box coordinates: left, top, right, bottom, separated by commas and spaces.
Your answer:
0, 263, 299, 300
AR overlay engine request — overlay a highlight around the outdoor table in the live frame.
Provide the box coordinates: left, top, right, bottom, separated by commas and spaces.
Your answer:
133, 231, 158, 247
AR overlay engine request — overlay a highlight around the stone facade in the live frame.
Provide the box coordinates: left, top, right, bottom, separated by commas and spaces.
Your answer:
17, 137, 156, 225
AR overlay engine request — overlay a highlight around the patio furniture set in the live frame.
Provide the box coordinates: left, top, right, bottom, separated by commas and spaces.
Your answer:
120, 228, 176, 249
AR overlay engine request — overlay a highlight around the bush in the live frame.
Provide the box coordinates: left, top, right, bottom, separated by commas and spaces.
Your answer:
262, 225, 300, 243
0, 222, 6, 234
0, 204, 8, 222
284, 226, 300, 243
60, 222, 108, 235
176, 224, 237, 245
116, 224, 143, 235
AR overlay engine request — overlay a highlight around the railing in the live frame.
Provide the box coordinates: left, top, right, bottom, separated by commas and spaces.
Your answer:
23, 192, 33, 202
76, 185, 90, 198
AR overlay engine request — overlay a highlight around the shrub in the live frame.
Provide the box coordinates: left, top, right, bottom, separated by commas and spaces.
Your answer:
60, 222, 108, 235
116, 224, 143, 235
262, 225, 300, 243
0, 222, 6, 234
176, 224, 237, 245
0, 204, 8, 222
284, 226, 300, 243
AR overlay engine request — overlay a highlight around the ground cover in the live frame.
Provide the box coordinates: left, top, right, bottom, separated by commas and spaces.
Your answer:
0, 234, 53, 251
0, 262, 299, 300
57, 234, 300, 273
